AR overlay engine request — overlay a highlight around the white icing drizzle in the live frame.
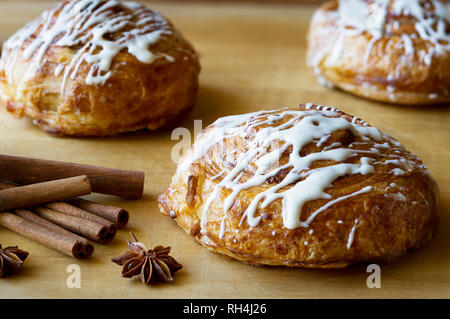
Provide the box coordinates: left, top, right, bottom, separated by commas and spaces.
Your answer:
392, 168, 405, 175
347, 218, 359, 249
346, 0, 449, 59
179, 105, 418, 239
303, 186, 372, 226
0, 0, 172, 89
401, 34, 415, 55
310, 0, 450, 94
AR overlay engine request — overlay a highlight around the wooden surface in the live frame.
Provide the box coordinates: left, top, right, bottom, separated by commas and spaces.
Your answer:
0, 1, 449, 299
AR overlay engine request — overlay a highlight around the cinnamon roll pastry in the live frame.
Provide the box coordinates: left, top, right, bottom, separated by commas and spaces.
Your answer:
0, 0, 200, 136
159, 104, 439, 268
307, 0, 450, 105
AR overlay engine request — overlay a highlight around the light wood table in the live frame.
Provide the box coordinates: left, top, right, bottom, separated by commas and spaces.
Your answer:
0, 1, 449, 298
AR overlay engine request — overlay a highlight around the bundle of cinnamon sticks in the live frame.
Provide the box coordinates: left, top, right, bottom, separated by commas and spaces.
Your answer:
0, 154, 145, 259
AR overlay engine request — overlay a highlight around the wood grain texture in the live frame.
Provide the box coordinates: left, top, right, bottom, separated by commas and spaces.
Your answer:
0, 0, 449, 298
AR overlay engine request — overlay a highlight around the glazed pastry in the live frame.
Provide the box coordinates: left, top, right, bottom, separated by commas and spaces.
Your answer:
307, 0, 450, 105
0, 0, 200, 136
159, 104, 439, 268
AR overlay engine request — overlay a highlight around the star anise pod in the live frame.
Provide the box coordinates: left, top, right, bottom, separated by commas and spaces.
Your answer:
111, 232, 182, 285
0, 244, 29, 278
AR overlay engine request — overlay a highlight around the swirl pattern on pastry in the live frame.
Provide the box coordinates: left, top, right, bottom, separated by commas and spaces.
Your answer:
0, 0, 200, 136
159, 104, 439, 268
306, 0, 450, 105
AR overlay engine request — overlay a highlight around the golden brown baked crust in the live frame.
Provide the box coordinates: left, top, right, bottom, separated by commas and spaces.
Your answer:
0, 0, 200, 136
307, 0, 450, 105
159, 104, 439, 268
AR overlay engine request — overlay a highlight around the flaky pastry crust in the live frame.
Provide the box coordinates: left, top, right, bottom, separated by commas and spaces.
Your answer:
307, 0, 450, 105
0, 0, 200, 136
159, 104, 439, 268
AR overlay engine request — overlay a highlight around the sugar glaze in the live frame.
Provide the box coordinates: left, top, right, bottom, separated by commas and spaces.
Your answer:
178, 104, 421, 247
0, 0, 172, 89
310, 0, 450, 99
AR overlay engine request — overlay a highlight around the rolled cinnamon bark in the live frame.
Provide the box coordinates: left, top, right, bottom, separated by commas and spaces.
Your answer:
45, 202, 116, 229
34, 207, 116, 244
0, 181, 128, 228
0, 182, 15, 189
0, 176, 91, 211
67, 198, 129, 229
13, 208, 94, 258
0, 154, 144, 198
0, 182, 129, 228
0, 212, 91, 259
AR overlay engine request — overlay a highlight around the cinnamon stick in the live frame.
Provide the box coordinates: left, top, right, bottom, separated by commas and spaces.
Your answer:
67, 198, 129, 229
45, 202, 116, 229
0, 212, 91, 259
0, 176, 91, 212
0, 181, 128, 229
34, 207, 116, 244
0, 182, 94, 256
0, 182, 16, 190
0, 154, 144, 198
0, 182, 130, 229
13, 208, 94, 258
